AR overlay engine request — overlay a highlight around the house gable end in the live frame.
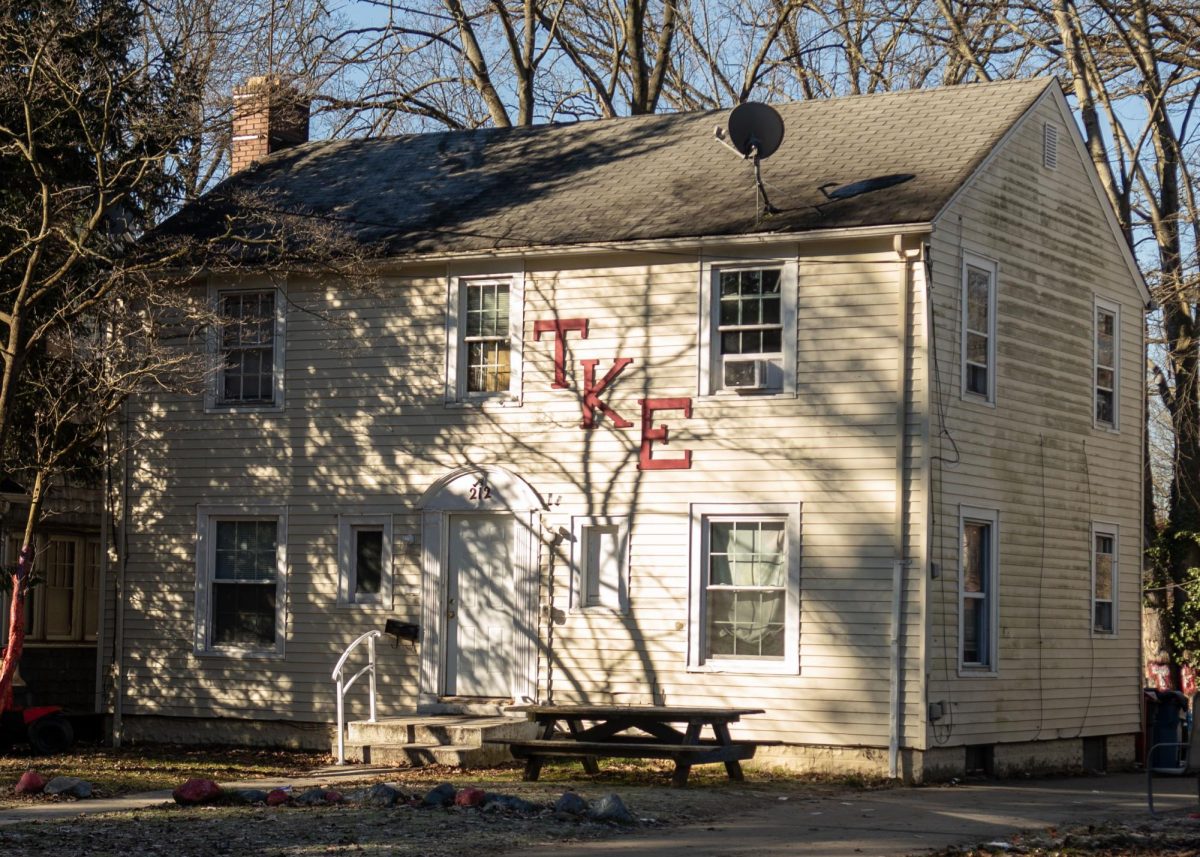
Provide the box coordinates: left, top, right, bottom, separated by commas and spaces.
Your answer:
933, 82, 1150, 305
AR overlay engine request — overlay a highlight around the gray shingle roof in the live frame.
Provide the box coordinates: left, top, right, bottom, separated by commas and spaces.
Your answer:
165, 78, 1053, 258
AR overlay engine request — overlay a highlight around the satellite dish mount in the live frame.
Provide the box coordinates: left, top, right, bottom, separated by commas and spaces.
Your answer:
715, 102, 785, 220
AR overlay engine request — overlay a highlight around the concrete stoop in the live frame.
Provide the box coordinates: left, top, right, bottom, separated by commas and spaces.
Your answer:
342, 715, 539, 768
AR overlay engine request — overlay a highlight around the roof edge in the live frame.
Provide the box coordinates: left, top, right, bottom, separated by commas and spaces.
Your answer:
361, 222, 937, 272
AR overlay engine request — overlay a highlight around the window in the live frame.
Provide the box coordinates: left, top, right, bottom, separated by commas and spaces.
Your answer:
208, 284, 285, 411
961, 253, 997, 403
688, 503, 801, 673
337, 515, 393, 607
700, 261, 797, 396
2, 534, 99, 642
1094, 299, 1119, 429
1092, 524, 1117, 635
959, 507, 998, 671
195, 507, 286, 656
570, 517, 629, 613
446, 275, 524, 403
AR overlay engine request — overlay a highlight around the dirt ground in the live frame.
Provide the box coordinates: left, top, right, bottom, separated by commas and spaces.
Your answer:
931, 816, 1200, 857
0, 761, 863, 857
8, 756, 1197, 857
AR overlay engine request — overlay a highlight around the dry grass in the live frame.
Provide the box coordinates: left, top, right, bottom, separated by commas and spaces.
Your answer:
0, 744, 329, 806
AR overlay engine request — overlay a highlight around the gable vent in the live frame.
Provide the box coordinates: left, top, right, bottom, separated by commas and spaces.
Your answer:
1043, 122, 1059, 170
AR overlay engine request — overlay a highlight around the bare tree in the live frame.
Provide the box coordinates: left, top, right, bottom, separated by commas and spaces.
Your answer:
0, 0, 374, 708
140, 0, 348, 195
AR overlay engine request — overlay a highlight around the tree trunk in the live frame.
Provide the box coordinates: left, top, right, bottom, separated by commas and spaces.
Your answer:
0, 470, 46, 710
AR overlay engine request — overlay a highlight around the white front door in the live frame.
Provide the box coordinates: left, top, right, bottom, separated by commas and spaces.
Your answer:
444, 513, 515, 698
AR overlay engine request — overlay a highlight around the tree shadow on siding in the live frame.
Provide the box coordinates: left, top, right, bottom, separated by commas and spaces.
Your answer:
122, 247, 909, 754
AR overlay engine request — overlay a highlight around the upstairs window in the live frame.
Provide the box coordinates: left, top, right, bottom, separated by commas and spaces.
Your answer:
1094, 299, 1119, 429
961, 254, 997, 403
209, 285, 285, 411
464, 281, 511, 394
1092, 525, 1117, 634
447, 275, 523, 404
700, 261, 797, 396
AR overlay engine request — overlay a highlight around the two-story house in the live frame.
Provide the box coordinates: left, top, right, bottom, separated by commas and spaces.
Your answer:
112, 76, 1148, 780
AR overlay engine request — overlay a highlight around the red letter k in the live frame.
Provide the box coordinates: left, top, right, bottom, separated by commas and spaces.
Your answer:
580, 358, 633, 429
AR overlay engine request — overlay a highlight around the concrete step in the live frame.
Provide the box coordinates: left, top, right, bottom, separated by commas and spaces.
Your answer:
346, 715, 534, 747
343, 742, 516, 767
342, 715, 539, 769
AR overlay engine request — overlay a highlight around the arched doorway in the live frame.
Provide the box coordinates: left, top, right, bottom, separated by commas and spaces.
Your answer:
416, 466, 545, 709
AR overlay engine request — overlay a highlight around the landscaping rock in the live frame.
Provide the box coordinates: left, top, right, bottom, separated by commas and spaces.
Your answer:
363, 783, 401, 807
554, 791, 588, 815
172, 778, 221, 805
14, 770, 45, 795
588, 794, 634, 825
44, 776, 93, 799
266, 788, 291, 806
455, 787, 486, 808
483, 793, 539, 814
294, 788, 330, 806
230, 789, 270, 804
325, 790, 343, 804
422, 783, 456, 807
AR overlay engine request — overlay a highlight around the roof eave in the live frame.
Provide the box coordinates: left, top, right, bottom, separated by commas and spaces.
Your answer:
366, 221, 936, 272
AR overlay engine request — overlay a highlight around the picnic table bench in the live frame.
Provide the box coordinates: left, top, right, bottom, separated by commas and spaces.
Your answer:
488, 704, 764, 787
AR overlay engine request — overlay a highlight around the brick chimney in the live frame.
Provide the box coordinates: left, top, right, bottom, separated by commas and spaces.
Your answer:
230, 76, 310, 173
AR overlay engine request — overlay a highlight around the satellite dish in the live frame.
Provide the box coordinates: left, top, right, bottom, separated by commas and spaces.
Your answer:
727, 102, 785, 160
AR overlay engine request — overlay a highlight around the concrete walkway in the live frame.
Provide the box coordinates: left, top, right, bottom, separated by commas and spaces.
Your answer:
508, 773, 1200, 857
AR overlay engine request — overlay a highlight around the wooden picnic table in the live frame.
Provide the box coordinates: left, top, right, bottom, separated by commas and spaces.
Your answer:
495, 704, 764, 788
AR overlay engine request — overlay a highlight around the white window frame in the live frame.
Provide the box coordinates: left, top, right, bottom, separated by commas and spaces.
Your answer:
194, 505, 287, 658
569, 516, 629, 614
958, 506, 999, 675
1093, 297, 1120, 432
699, 257, 798, 397
205, 280, 287, 413
688, 502, 801, 674
337, 514, 393, 608
960, 252, 997, 405
1091, 522, 1118, 636
445, 273, 524, 405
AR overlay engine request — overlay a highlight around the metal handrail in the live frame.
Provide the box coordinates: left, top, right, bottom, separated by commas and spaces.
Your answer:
332, 629, 383, 765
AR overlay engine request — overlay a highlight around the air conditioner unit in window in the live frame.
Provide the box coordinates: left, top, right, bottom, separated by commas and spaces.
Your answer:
722, 356, 768, 391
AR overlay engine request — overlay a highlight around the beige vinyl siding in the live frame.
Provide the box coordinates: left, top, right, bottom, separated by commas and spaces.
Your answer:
924, 93, 1143, 747
124, 237, 925, 748
533, 246, 921, 747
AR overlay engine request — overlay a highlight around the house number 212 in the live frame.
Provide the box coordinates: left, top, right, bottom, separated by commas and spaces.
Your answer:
469, 482, 492, 501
